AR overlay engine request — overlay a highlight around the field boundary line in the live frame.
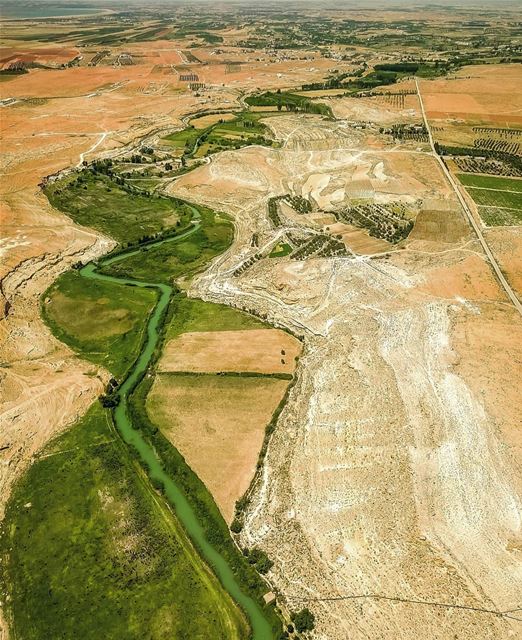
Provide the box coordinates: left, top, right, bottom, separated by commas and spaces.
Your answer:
415, 77, 522, 317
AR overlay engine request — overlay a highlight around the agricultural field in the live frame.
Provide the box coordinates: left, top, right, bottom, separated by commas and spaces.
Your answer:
0, 404, 248, 640
149, 296, 301, 522
166, 296, 266, 339
2, 4, 522, 640
452, 156, 522, 178
189, 112, 238, 129
41, 270, 156, 379
159, 328, 299, 375
457, 174, 522, 193
148, 375, 289, 523
457, 174, 522, 226
461, 188, 521, 209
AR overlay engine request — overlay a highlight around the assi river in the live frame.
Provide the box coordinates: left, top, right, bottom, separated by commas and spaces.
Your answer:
80, 209, 274, 640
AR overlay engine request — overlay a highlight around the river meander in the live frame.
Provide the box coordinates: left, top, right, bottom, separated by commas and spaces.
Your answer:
80, 208, 274, 639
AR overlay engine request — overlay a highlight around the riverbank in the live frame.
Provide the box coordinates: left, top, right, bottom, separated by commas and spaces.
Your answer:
1, 165, 283, 639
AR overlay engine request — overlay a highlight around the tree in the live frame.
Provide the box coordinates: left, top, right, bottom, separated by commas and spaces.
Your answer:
291, 608, 315, 633
230, 518, 243, 534
99, 392, 119, 408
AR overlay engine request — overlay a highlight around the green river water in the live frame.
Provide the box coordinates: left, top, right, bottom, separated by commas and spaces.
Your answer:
80, 213, 274, 639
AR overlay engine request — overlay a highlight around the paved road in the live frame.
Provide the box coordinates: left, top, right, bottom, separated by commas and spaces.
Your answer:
415, 78, 522, 316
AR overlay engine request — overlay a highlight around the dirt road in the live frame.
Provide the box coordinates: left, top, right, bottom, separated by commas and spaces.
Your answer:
415, 77, 522, 315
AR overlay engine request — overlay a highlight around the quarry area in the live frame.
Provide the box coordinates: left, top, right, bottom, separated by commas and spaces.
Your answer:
1, 7, 522, 638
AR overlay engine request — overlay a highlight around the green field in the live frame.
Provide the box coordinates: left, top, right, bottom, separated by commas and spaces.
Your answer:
467, 187, 522, 209
457, 173, 522, 193
269, 243, 293, 258
101, 206, 233, 284
42, 270, 156, 378
45, 171, 192, 243
465, 188, 522, 209
457, 173, 522, 226
0, 404, 248, 640
477, 206, 522, 226
166, 296, 266, 340
163, 126, 199, 150
163, 111, 276, 159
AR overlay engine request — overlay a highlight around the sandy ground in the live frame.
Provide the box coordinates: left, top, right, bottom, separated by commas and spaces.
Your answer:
2, 32, 522, 639
148, 375, 289, 523
159, 329, 300, 375
0, 50, 236, 578
169, 110, 522, 639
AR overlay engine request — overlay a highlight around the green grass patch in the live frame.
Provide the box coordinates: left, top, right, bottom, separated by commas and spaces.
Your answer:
478, 206, 522, 226
269, 243, 292, 258
163, 126, 199, 149
464, 187, 522, 209
41, 270, 156, 379
0, 403, 248, 640
166, 296, 266, 340
245, 91, 332, 117
44, 171, 192, 244
457, 173, 522, 193
100, 206, 234, 284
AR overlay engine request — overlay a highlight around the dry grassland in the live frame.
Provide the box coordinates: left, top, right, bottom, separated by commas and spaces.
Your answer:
422, 64, 522, 124
159, 329, 300, 374
148, 375, 289, 522
190, 112, 238, 129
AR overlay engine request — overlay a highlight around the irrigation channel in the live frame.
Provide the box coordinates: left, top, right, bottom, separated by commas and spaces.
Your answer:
80, 206, 274, 639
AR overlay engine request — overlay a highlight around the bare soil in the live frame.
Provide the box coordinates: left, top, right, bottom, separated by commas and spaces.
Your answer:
159, 329, 300, 374
148, 375, 288, 523
169, 104, 522, 639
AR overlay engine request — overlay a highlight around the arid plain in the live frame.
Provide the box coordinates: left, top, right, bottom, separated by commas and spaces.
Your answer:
1, 7, 522, 640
